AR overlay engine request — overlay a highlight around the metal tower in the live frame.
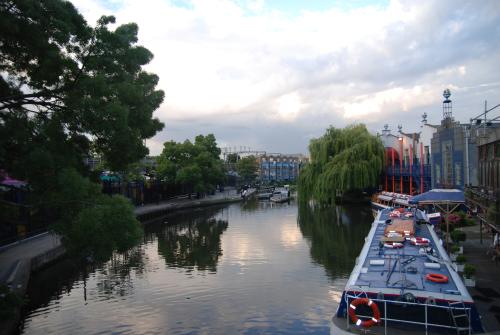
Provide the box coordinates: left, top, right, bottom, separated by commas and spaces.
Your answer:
442, 88, 452, 119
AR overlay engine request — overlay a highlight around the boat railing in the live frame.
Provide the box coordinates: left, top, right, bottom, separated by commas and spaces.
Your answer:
345, 293, 471, 335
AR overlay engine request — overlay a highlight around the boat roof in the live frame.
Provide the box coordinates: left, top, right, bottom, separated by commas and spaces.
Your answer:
346, 207, 471, 302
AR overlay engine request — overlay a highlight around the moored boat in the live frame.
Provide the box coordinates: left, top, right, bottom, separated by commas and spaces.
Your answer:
270, 189, 290, 203
257, 186, 275, 200
331, 206, 484, 334
371, 192, 413, 214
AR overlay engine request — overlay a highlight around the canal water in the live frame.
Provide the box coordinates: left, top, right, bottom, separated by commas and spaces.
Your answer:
18, 200, 372, 334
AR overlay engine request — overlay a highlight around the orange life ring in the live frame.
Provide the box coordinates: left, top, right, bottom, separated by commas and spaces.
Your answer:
426, 273, 449, 283
348, 298, 381, 328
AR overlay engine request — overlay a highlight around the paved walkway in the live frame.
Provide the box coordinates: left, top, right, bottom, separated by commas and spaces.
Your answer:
461, 223, 500, 334
134, 187, 242, 217
0, 232, 61, 287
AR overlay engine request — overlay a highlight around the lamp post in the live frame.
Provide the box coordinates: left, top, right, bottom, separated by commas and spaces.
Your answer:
398, 136, 403, 193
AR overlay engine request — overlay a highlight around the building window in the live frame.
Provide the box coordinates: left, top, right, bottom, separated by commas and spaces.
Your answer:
442, 143, 453, 186
435, 164, 441, 185
455, 163, 461, 186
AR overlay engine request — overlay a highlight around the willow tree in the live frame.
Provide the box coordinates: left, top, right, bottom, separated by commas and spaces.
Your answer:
298, 124, 384, 205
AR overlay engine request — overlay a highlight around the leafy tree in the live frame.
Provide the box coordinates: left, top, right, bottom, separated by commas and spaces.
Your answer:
236, 156, 258, 182
0, 284, 24, 320
0, 1, 164, 175
0, 1, 163, 259
298, 124, 384, 206
157, 134, 225, 194
50, 169, 143, 261
487, 204, 499, 226
227, 153, 238, 163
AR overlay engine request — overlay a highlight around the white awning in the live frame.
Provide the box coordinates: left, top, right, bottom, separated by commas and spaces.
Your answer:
378, 195, 393, 202
394, 198, 409, 206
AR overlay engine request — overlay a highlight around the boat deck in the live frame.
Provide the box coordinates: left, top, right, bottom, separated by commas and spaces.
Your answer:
352, 208, 464, 298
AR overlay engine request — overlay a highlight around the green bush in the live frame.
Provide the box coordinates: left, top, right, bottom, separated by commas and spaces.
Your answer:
450, 245, 460, 254
456, 254, 466, 264
450, 229, 466, 243
464, 264, 476, 278
0, 285, 25, 320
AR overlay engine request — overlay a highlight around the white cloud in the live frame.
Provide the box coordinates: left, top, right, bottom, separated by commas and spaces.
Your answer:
70, 0, 500, 155
274, 92, 303, 121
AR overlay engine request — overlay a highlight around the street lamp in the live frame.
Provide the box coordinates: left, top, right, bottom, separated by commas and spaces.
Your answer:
398, 136, 403, 193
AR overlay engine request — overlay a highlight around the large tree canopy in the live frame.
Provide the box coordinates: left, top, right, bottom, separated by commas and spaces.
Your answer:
0, 0, 164, 259
157, 134, 225, 194
236, 156, 258, 183
298, 124, 384, 205
0, 0, 164, 175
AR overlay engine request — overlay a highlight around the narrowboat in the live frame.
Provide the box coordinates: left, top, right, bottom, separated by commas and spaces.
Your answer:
331, 206, 483, 334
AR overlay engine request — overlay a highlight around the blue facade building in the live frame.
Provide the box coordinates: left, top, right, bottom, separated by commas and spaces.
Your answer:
258, 154, 307, 182
430, 90, 478, 190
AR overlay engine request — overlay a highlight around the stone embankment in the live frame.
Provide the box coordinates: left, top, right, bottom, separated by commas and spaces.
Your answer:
135, 187, 247, 223
0, 233, 63, 335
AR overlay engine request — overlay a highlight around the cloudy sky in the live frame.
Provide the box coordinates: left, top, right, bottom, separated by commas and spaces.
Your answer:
72, 0, 500, 155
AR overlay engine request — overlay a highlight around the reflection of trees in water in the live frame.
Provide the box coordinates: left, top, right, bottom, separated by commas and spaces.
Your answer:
93, 246, 149, 298
298, 203, 372, 279
241, 198, 259, 212
155, 210, 228, 272
24, 245, 153, 316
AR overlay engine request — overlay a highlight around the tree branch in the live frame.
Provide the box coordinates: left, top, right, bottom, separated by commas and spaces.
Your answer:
0, 89, 64, 104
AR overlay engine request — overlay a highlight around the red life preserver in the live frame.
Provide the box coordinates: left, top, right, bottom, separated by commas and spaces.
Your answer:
426, 273, 449, 283
348, 298, 381, 328
384, 242, 404, 248
410, 237, 430, 246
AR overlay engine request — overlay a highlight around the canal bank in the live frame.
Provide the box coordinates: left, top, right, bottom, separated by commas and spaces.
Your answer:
0, 233, 63, 335
135, 187, 246, 223
0, 188, 246, 335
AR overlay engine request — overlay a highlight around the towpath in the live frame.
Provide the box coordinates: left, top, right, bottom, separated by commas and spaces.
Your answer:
461, 223, 500, 334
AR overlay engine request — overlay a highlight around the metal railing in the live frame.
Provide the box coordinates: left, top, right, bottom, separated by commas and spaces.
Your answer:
345, 293, 471, 335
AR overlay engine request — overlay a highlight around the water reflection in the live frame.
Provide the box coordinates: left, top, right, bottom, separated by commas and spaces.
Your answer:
297, 202, 372, 278
142, 207, 229, 272
156, 218, 228, 272
19, 202, 374, 335
92, 246, 150, 298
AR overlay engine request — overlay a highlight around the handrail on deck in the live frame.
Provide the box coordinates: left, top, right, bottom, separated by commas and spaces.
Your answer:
345, 293, 471, 335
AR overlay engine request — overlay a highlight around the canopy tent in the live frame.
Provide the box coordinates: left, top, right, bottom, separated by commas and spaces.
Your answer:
1, 178, 27, 188
100, 174, 121, 182
0, 171, 28, 189
409, 188, 464, 205
409, 189, 465, 249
